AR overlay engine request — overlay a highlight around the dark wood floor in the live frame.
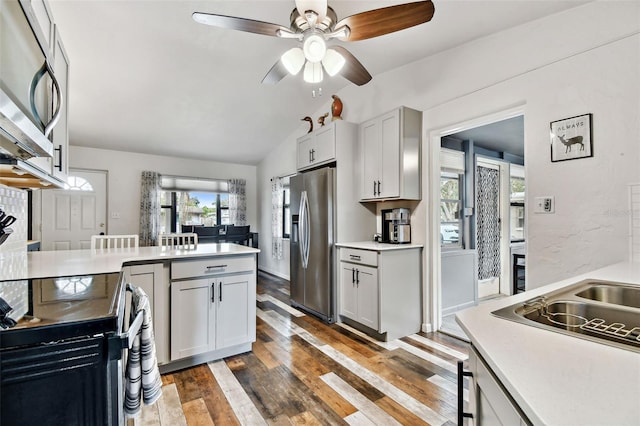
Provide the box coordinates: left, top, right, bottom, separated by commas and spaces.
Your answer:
136, 271, 469, 425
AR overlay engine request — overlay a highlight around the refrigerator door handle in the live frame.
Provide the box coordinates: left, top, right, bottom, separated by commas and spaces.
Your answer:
302, 190, 311, 268
299, 190, 311, 269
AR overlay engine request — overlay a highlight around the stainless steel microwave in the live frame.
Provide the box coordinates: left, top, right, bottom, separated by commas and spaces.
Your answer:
0, 0, 59, 159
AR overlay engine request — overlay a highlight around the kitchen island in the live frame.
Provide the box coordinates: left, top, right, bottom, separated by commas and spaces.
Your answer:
0, 243, 260, 372
456, 261, 640, 425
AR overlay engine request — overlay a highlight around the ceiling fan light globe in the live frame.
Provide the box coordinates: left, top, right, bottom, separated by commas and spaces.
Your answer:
281, 48, 305, 75
303, 61, 323, 83
295, 0, 327, 23
322, 48, 345, 76
303, 34, 326, 63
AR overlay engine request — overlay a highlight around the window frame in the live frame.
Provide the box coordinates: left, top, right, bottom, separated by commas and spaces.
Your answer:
160, 190, 229, 233
440, 171, 464, 249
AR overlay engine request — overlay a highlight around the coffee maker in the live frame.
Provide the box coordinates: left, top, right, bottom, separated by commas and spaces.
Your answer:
381, 208, 411, 244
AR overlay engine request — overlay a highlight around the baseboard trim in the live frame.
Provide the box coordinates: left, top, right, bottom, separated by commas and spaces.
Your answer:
258, 266, 289, 281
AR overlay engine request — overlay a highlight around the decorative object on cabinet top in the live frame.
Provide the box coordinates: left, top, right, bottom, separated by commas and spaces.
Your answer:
331, 95, 343, 121
302, 116, 313, 133
318, 112, 329, 127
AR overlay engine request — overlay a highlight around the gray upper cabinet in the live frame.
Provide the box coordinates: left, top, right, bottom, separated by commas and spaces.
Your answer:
359, 106, 422, 201
296, 121, 338, 171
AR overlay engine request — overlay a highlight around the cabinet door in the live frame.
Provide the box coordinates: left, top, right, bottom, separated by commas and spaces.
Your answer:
296, 134, 313, 170
123, 263, 168, 364
339, 263, 358, 320
356, 265, 378, 330
171, 278, 215, 360
50, 26, 69, 179
313, 124, 335, 164
20, 0, 54, 54
216, 272, 255, 349
360, 118, 380, 199
379, 109, 401, 198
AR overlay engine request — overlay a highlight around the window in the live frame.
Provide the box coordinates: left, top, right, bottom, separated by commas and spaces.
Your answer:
440, 148, 465, 248
160, 191, 230, 233
510, 166, 525, 242
282, 184, 290, 238
440, 171, 463, 247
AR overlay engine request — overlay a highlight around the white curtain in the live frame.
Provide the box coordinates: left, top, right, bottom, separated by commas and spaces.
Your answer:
271, 177, 284, 260
139, 171, 161, 247
228, 178, 247, 225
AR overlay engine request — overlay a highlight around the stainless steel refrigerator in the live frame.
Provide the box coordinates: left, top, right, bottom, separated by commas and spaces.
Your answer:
290, 167, 336, 323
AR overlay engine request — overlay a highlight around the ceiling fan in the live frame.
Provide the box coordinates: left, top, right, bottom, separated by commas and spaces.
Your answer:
192, 0, 435, 86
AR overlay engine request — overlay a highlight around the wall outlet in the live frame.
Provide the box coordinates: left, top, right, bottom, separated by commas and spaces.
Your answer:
534, 196, 555, 214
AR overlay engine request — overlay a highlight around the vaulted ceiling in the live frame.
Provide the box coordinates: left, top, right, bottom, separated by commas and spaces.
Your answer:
49, 1, 587, 165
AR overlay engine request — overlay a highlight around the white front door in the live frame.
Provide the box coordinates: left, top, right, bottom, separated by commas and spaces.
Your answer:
40, 169, 107, 250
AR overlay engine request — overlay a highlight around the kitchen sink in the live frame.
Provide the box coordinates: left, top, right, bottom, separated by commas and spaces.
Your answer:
492, 279, 640, 353
575, 284, 640, 309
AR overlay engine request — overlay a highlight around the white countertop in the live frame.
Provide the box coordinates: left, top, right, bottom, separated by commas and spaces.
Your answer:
336, 241, 423, 251
0, 243, 259, 281
456, 261, 640, 426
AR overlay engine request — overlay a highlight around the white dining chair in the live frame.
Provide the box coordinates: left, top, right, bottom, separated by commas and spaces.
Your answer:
91, 234, 139, 249
157, 233, 198, 250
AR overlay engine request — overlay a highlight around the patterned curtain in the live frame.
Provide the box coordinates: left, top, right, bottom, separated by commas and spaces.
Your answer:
476, 165, 501, 280
271, 177, 284, 260
228, 178, 247, 226
139, 171, 161, 247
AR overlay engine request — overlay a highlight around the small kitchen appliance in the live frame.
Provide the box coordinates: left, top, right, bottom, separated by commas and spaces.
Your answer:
381, 208, 411, 244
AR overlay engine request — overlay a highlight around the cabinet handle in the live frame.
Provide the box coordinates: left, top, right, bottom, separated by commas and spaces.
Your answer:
356, 269, 360, 285
54, 145, 63, 172
211, 283, 215, 303
349, 254, 361, 260
373, 181, 377, 196
311, 149, 315, 162
309, 149, 312, 163
377, 180, 381, 196
457, 361, 474, 424
352, 268, 355, 284
219, 282, 222, 302
205, 265, 227, 271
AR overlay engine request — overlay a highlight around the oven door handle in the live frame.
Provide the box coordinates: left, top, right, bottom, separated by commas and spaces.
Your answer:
109, 310, 144, 352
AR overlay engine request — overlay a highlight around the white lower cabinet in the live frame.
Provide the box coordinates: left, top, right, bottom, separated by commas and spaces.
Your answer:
170, 255, 256, 362
340, 263, 378, 330
122, 262, 169, 364
338, 246, 421, 340
462, 346, 530, 425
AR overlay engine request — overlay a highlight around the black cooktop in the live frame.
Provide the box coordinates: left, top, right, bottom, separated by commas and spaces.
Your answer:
0, 272, 124, 349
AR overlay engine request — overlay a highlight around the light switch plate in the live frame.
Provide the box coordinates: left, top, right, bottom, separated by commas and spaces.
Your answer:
534, 196, 554, 214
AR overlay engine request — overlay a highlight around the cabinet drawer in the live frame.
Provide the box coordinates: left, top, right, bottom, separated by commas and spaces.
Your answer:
171, 255, 254, 280
340, 248, 377, 267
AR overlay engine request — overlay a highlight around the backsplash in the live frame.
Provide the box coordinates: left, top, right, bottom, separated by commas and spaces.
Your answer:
0, 185, 28, 253
631, 184, 640, 262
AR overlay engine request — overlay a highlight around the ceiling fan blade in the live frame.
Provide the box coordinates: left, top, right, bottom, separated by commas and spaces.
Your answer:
334, 1, 435, 42
261, 59, 289, 85
192, 12, 291, 37
330, 46, 371, 86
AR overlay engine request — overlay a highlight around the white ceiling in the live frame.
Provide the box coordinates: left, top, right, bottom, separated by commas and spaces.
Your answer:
48, 0, 587, 166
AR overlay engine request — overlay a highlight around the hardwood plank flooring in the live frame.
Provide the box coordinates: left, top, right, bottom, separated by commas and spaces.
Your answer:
134, 271, 469, 425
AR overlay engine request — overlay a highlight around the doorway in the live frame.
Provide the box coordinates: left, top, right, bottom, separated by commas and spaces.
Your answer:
430, 107, 525, 339
37, 169, 108, 250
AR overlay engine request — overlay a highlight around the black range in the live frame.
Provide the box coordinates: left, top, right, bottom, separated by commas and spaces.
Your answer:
0, 272, 128, 425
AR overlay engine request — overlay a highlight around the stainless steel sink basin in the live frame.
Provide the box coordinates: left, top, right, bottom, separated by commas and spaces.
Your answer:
575, 284, 640, 309
492, 279, 640, 353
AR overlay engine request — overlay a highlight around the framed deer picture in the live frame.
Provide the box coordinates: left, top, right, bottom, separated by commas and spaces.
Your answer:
550, 113, 593, 162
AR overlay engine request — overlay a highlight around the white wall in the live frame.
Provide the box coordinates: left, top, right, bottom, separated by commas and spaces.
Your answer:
257, 1, 640, 328
256, 130, 297, 278
70, 146, 258, 237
